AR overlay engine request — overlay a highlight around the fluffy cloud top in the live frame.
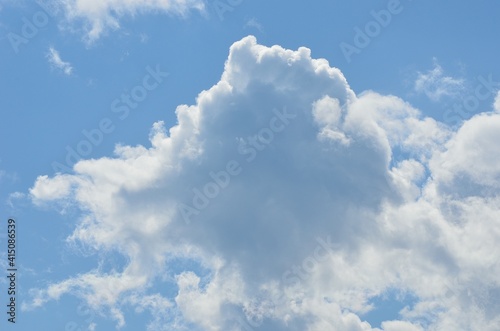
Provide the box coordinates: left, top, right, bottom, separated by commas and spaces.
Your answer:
28, 36, 500, 331
56, 0, 205, 42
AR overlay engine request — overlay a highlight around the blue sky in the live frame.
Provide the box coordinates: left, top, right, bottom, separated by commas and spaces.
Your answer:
1, 0, 500, 330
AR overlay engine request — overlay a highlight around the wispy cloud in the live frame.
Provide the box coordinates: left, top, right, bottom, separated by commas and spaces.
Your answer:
46, 47, 73, 75
6, 192, 26, 209
47, 47, 73, 76
414, 59, 464, 101
58, 0, 205, 43
244, 18, 264, 32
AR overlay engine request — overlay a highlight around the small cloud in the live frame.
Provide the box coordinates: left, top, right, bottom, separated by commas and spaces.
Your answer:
119, 50, 130, 62
139, 33, 149, 43
414, 59, 464, 102
6, 191, 26, 208
244, 18, 264, 32
46, 47, 73, 75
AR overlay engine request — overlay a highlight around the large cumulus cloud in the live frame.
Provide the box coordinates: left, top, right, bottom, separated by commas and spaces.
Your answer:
27, 36, 500, 331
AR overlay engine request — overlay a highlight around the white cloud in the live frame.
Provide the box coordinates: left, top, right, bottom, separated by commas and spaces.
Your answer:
6, 191, 26, 209
46, 47, 73, 75
31, 174, 77, 203
429, 113, 500, 191
58, 0, 205, 42
244, 18, 264, 32
27, 36, 500, 331
414, 60, 464, 101
495, 91, 500, 112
